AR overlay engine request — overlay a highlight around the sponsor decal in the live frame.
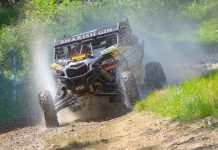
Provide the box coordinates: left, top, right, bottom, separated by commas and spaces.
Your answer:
57, 26, 118, 45
100, 46, 117, 55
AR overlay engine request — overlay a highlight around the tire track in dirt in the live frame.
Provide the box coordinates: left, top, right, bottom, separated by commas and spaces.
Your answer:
1, 112, 218, 150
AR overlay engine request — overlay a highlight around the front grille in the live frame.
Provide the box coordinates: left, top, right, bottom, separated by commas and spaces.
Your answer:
66, 63, 88, 77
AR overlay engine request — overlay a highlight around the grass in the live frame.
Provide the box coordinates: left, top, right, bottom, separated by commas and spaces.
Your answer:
134, 70, 218, 122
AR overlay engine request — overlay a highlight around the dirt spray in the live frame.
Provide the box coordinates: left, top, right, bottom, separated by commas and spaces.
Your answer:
32, 39, 56, 97
31, 38, 79, 124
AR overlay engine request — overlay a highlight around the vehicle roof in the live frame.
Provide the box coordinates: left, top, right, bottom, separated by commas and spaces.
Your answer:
54, 21, 129, 47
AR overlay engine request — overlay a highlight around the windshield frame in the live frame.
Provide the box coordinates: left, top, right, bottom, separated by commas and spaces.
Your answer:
54, 33, 118, 61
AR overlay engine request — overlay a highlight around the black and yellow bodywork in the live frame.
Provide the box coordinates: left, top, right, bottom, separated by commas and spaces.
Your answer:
48, 19, 144, 112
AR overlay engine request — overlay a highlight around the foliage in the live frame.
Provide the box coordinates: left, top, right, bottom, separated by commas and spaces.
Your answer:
0, 17, 51, 77
181, 0, 218, 43
0, 5, 19, 27
135, 71, 218, 122
182, 0, 218, 21
199, 18, 218, 43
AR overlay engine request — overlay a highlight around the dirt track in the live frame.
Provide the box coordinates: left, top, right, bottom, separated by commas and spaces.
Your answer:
0, 112, 218, 150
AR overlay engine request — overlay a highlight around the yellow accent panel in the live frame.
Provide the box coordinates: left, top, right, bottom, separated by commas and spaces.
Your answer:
109, 48, 120, 57
72, 54, 87, 61
50, 63, 62, 70
106, 46, 129, 57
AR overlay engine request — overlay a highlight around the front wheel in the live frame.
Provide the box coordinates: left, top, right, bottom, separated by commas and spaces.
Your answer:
38, 91, 59, 127
120, 71, 139, 110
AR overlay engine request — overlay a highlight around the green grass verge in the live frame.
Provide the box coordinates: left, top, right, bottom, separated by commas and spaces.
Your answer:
134, 71, 218, 122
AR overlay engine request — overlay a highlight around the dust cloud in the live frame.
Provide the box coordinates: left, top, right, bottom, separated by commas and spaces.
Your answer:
58, 95, 125, 123
128, 18, 206, 98
70, 95, 126, 121
141, 39, 205, 84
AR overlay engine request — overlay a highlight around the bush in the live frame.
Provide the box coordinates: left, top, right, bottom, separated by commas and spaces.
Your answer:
0, 5, 19, 27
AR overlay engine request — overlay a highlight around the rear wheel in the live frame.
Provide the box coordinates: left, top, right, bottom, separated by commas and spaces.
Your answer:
38, 91, 59, 127
120, 71, 139, 110
144, 61, 166, 89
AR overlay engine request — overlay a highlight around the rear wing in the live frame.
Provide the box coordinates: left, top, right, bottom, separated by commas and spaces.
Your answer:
54, 20, 132, 47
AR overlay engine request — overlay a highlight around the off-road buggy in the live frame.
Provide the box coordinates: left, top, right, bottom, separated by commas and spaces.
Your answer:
38, 20, 166, 127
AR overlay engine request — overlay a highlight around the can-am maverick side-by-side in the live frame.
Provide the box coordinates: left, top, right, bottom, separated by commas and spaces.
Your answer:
38, 20, 166, 127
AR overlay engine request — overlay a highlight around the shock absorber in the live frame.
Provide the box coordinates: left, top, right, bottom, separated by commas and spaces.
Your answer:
100, 68, 114, 82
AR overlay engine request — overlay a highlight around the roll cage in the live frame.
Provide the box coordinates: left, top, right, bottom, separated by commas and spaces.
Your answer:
54, 20, 133, 60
